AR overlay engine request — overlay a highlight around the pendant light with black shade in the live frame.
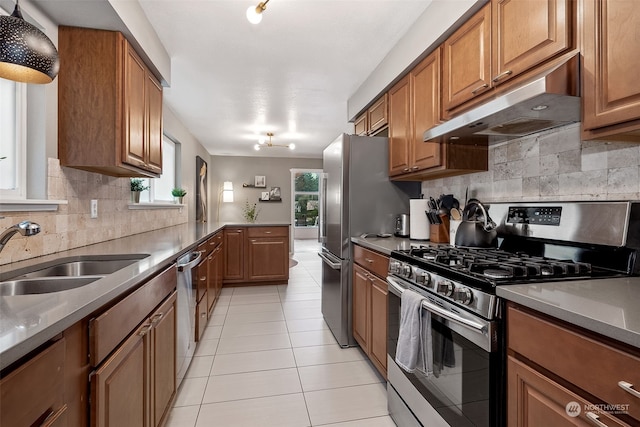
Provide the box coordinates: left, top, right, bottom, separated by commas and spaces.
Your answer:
0, 0, 59, 84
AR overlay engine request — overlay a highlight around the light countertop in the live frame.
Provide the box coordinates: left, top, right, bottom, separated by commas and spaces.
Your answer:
497, 277, 640, 349
0, 221, 290, 370
351, 235, 430, 255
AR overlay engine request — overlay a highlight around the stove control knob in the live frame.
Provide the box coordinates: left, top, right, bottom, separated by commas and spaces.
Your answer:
437, 280, 454, 297
453, 288, 473, 305
401, 264, 412, 278
389, 261, 401, 274
415, 271, 431, 285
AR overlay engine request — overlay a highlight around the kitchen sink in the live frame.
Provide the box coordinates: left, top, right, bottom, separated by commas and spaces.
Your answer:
0, 254, 150, 295
0, 276, 104, 296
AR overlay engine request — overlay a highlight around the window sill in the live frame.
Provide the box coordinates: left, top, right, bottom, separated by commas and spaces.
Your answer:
0, 199, 68, 212
128, 202, 185, 210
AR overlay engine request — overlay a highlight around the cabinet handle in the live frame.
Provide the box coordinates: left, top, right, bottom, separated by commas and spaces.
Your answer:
403, 168, 410, 172
411, 166, 419, 170
138, 324, 153, 336
491, 70, 513, 82
618, 381, 640, 398
151, 312, 164, 324
200, 276, 207, 281
471, 83, 489, 95
40, 404, 68, 427
264, 231, 272, 234
365, 258, 374, 264
585, 412, 609, 427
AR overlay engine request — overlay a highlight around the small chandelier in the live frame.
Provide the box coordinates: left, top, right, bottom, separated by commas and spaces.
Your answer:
254, 132, 295, 151
246, 0, 270, 24
0, 0, 60, 84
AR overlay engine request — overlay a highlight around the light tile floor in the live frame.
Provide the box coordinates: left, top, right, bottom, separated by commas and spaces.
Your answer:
165, 240, 396, 427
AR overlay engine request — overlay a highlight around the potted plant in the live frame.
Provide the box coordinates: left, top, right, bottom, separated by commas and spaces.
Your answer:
242, 199, 260, 223
130, 178, 149, 203
171, 188, 187, 204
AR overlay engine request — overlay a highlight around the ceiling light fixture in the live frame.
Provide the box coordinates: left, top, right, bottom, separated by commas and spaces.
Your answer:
254, 132, 295, 151
246, 0, 270, 24
0, 0, 60, 84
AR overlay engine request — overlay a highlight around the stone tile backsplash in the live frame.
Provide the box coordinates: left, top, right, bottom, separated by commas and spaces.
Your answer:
421, 123, 640, 204
0, 158, 188, 266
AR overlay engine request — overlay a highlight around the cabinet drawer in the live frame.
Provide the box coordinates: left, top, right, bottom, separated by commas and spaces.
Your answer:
0, 338, 67, 427
508, 304, 640, 420
247, 226, 288, 238
353, 245, 389, 279
193, 258, 208, 302
208, 233, 222, 249
89, 265, 176, 366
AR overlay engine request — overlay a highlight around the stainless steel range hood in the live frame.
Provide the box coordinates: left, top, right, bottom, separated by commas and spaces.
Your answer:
423, 55, 580, 144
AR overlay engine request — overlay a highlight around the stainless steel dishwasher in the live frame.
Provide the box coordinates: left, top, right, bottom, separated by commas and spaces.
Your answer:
176, 250, 202, 388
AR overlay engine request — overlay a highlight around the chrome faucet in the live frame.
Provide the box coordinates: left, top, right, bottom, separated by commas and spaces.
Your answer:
0, 221, 41, 253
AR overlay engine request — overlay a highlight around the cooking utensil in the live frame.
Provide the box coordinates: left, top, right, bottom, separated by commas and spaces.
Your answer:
454, 199, 497, 248
450, 207, 462, 221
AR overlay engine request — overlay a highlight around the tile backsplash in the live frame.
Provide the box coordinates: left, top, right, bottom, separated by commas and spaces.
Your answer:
0, 158, 188, 266
421, 123, 640, 203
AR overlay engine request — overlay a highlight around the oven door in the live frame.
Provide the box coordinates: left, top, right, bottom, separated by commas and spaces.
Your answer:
387, 276, 504, 427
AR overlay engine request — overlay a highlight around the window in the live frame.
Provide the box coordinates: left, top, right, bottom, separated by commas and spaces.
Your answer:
293, 171, 320, 227
0, 64, 27, 199
137, 136, 178, 203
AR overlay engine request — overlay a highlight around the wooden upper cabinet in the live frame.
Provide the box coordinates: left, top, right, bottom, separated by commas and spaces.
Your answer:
443, 4, 492, 112
354, 113, 368, 136
582, 0, 640, 140
411, 48, 443, 171
58, 26, 163, 178
354, 94, 388, 136
492, 0, 572, 87
388, 74, 412, 176
443, 0, 573, 115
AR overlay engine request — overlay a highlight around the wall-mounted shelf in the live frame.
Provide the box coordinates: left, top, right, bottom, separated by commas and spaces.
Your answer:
258, 199, 282, 203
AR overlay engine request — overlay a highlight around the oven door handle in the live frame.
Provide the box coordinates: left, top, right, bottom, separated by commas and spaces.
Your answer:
387, 276, 487, 333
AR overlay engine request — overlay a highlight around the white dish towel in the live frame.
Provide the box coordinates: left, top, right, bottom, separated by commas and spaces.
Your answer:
395, 288, 433, 376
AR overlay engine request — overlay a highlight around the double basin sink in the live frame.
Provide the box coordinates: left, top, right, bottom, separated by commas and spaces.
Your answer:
1, 254, 149, 296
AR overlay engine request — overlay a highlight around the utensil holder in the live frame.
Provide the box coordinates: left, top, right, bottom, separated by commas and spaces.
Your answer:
430, 215, 450, 243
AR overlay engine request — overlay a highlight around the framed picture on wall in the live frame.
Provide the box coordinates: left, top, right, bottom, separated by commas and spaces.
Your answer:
255, 175, 266, 188
196, 156, 208, 222
261, 192, 270, 201
269, 186, 281, 200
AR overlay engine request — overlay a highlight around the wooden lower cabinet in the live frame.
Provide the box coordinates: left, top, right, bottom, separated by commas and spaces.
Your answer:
223, 228, 245, 282
507, 303, 640, 426
0, 338, 67, 427
91, 292, 177, 427
224, 226, 290, 286
352, 246, 389, 378
508, 356, 630, 427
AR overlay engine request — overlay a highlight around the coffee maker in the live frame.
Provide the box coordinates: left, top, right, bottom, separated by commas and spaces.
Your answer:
394, 214, 410, 237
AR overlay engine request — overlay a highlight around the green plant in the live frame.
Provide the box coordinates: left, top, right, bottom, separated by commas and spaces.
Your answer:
171, 188, 187, 197
242, 199, 260, 223
130, 178, 149, 192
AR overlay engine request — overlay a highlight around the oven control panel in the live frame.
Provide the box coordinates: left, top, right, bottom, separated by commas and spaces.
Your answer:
507, 206, 562, 226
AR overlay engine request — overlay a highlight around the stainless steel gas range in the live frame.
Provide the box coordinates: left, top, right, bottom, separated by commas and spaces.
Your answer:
386, 201, 640, 427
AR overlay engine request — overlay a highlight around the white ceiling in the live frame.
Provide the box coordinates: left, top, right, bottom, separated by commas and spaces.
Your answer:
132, 0, 433, 158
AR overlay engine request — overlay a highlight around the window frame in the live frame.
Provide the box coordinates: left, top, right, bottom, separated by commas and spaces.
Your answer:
137, 134, 179, 204
291, 169, 322, 229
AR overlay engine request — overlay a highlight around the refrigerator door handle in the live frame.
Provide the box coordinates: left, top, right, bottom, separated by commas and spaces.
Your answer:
318, 251, 342, 270
318, 173, 328, 243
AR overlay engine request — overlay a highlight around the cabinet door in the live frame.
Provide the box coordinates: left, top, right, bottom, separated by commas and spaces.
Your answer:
369, 275, 388, 376
492, 0, 571, 86
151, 294, 176, 427
411, 48, 443, 171
224, 228, 245, 281
145, 74, 163, 174
247, 237, 288, 281
508, 356, 631, 427
193, 257, 208, 303
582, 0, 640, 131
368, 94, 388, 134
195, 297, 208, 342
354, 113, 368, 136
442, 4, 492, 111
92, 322, 151, 427
352, 265, 370, 351
388, 74, 412, 176
123, 45, 148, 170
0, 339, 67, 427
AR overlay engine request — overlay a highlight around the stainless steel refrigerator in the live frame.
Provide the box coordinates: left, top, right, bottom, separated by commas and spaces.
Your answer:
318, 134, 419, 347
